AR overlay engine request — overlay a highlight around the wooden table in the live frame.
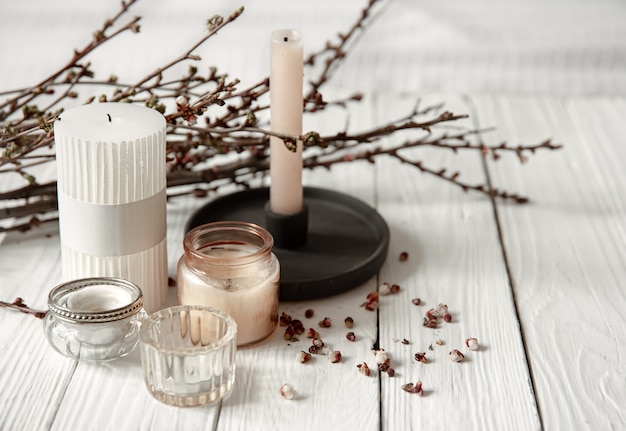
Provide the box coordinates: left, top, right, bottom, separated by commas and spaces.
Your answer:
1, 1, 625, 430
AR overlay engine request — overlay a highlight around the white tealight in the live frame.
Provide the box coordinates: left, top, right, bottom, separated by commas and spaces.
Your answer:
66, 284, 134, 312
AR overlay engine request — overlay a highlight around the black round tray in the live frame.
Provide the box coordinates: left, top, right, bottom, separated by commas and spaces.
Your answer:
186, 187, 389, 301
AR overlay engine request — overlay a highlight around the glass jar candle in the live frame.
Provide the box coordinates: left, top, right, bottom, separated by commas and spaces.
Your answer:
44, 277, 146, 361
178, 221, 280, 346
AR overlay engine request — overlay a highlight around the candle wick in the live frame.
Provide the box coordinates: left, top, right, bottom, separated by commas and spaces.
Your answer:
107, 113, 112, 123
283, 36, 288, 42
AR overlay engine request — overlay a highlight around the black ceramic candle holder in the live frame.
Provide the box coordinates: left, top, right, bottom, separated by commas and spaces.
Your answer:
186, 187, 389, 301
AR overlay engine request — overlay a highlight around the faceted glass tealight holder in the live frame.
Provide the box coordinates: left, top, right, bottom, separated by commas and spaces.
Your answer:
139, 305, 237, 407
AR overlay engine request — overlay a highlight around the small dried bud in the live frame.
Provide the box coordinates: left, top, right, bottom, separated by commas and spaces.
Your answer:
283, 326, 295, 341
304, 308, 314, 318
378, 282, 391, 296
363, 301, 378, 311
402, 381, 423, 395
366, 291, 379, 303
399, 251, 409, 262
414, 352, 428, 363
357, 362, 371, 376
291, 319, 305, 335
309, 345, 323, 355
296, 351, 312, 363
306, 328, 320, 339
401, 338, 410, 345
449, 349, 464, 362
386, 367, 395, 377
312, 338, 324, 348
318, 317, 332, 328
423, 316, 437, 329
327, 350, 342, 363
435, 339, 445, 346
465, 337, 479, 351
435, 303, 449, 317
344, 316, 354, 328
443, 313, 452, 323
411, 298, 421, 306
279, 383, 296, 400
346, 331, 356, 342
374, 349, 391, 368
279, 312, 292, 326
390, 284, 400, 294
175, 95, 189, 107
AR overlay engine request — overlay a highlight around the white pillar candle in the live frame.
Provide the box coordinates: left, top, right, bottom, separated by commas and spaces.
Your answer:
54, 102, 168, 313
269, 29, 303, 215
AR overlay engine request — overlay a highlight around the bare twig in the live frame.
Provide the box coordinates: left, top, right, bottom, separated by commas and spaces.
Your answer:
0, 298, 47, 319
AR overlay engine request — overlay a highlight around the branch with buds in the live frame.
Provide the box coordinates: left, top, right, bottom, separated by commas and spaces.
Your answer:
0, 0, 561, 234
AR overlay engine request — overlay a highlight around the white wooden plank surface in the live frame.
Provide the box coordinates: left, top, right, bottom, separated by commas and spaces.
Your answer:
374, 94, 540, 430
469, 94, 626, 429
2, 0, 626, 430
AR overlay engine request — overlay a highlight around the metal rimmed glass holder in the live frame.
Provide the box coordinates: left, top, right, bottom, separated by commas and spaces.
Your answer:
44, 277, 146, 361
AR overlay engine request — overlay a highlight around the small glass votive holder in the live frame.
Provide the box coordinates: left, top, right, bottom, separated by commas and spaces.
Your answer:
139, 305, 237, 407
44, 277, 146, 361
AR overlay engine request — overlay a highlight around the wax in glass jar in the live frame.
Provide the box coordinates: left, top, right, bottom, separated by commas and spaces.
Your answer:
177, 222, 279, 346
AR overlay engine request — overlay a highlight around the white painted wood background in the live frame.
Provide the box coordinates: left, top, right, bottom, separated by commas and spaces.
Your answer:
1, 1, 625, 430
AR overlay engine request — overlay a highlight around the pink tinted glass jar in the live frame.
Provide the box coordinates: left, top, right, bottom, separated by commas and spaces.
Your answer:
177, 221, 280, 346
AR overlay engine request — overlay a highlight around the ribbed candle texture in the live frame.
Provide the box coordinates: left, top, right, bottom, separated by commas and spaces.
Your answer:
54, 103, 167, 312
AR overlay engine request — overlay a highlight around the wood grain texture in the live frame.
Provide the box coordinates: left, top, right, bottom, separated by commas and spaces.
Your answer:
469, 94, 626, 430
373, 94, 540, 430
3, 0, 626, 430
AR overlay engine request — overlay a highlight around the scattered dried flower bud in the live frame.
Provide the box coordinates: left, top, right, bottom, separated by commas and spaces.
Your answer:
279, 383, 296, 400
414, 352, 428, 363
279, 312, 292, 327
449, 349, 464, 362
366, 291, 379, 303
304, 308, 314, 318
306, 328, 320, 339
379, 282, 392, 296
363, 301, 378, 311
425, 308, 436, 320
361, 291, 380, 310
401, 338, 410, 345
346, 331, 356, 342
344, 316, 354, 328
390, 284, 400, 294
312, 338, 325, 348
411, 298, 421, 306
283, 325, 295, 340
443, 313, 452, 323
386, 367, 395, 377
435, 303, 449, 317
423, 316, 437, 329
291, 319, 305, 335
465, 337, 479, 351
401, 381, 423, 395
296, 351, 312, 363
318, 317, 332, 328
327, 350, 342, 363
435, 339, 445, 346
374, 349, 391, 368
309, 345, 323, 355
399, 251, 409, 262
357, 362, 371, 376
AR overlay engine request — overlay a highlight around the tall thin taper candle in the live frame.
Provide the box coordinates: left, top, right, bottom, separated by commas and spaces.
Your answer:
270, 29, 303, 215
54, 102, 168, 313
